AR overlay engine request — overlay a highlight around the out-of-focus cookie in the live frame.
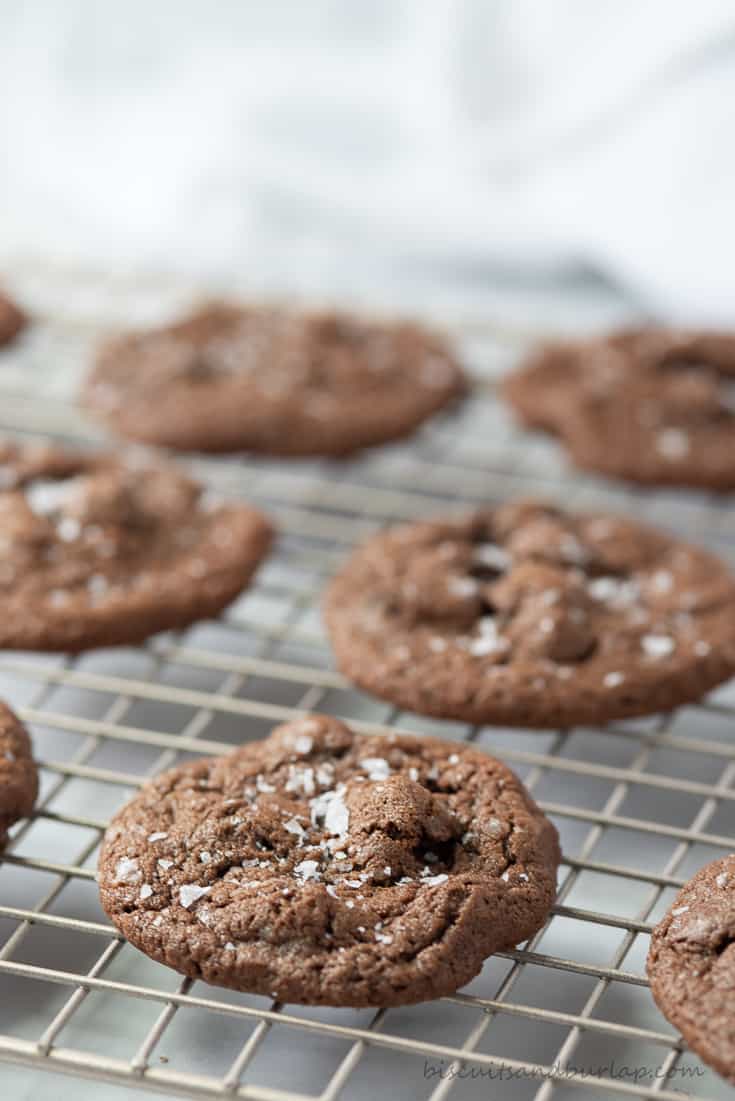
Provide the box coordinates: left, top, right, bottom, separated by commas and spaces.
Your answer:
324, 498, 735, 727
98, 715, 560, 1007
503, 328, 735, 489
82, 304, 465, 456
648, 854, 735, 1083
0, 440, 273, 651
0, 289, 26, 347
0, 703, 37, 849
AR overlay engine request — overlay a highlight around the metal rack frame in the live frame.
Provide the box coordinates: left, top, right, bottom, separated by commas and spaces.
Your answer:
0, 278, 734, 1101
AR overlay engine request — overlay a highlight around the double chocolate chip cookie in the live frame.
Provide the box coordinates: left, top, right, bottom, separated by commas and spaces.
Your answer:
324, 499, 735, 728
82, 303, 465, 457
0, 289, 26, 348
648, 854, 735, 1083
0, 703, 37, 849
503, 328, 735, 490
98, 715, 560, 1007
0, 440, 272, 650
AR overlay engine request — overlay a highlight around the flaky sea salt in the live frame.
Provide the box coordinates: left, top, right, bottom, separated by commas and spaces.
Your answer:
360, 757, 391, 781
178, 884, 211, 909
656, 428, 690, 460
284, 817, 306, 841
316, 763, 334, 787
310, 785, 350, 840
294, 860, 321, 882
467, 616, 508, 657
57, 517, 81, 542
285, 764, 316, 796
588, 576, 639, 606
448, 577, 479, 599
26, 478, 76, 516
474, 543, 510, 571
115, 857, 142, 885
651, 569, 673, 594
641, 634, 675, 659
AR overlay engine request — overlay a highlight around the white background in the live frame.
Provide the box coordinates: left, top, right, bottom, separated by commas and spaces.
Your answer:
2, 0, 735, 325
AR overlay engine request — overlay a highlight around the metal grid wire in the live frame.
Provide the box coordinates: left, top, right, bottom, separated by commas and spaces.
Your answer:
1, 268, 735, 1101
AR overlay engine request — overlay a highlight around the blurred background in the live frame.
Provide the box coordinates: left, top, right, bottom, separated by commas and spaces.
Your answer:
1, 0, 734, 329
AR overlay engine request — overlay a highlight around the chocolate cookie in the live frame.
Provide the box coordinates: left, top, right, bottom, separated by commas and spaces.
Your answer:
98, 715, 560, 1007
647, 854, 735, 1082
0, 289, 26, 347
0, 440, 272, 651
0, 703, 37, 849
82, 304, 465, 456
323, 499, 735, 728
503, 328, 735, 489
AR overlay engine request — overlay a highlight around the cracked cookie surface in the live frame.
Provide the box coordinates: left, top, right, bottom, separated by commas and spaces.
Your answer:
647, 854, 735, 1083
0, 702, 37, 849
323, 499, 735, 727
82, 303, 465, 456
98, 715, 560, 1006
503, 328, 735, 489
0, 289, 26, 347
0, 440, 272, 651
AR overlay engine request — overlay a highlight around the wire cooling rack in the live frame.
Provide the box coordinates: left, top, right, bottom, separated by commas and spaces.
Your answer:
1, 268, 735, 1101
